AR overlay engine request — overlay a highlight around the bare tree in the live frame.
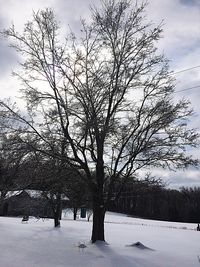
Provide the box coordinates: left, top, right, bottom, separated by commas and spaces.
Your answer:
24, 155, 67, 227
1, 1, 199, 242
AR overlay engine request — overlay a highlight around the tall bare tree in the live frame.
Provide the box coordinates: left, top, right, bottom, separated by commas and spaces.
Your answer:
1, 1, 199, 242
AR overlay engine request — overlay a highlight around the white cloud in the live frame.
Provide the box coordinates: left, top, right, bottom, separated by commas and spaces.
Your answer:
147, 0, 200, 62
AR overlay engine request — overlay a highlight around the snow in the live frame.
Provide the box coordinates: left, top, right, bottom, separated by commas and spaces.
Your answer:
0, 212, 199, 267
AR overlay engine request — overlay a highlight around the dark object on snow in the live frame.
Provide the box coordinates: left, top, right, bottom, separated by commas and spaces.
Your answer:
197, 224, 200, 231
80, 208, 86, 218
22, 215, 29, 223
126, 241, 154, 250
78, 242, 87, 252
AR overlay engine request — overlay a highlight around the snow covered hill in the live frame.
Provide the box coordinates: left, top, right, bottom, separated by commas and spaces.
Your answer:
0, 212, 199, 267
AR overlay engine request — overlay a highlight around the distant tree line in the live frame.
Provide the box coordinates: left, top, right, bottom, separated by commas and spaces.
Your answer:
108, 177, 200, 223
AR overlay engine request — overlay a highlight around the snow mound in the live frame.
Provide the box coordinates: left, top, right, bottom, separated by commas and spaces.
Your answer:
126, 241, 154, 250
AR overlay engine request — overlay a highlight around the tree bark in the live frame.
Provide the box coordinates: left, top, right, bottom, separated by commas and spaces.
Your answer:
91, 142, 106, 243
91, 200, 106, 243
54, 214, 60, 227
54, 193, 62, 227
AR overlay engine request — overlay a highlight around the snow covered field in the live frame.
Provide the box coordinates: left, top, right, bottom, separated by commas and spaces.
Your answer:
0, 212, 200, 267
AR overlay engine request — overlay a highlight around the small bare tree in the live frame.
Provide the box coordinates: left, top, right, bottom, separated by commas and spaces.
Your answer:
31, 157, 67, 227
1, 1, 199, 242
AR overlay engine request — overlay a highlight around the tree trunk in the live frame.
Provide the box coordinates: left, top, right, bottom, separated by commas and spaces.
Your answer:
92, 140, 106, 243
54, 214, 60, 227
73, 207, 78, 220
54, 193, 62, 227
91, 201, 106, 243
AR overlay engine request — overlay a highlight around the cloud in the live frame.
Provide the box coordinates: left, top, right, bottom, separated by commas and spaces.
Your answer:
0, 40, 19, 77
51, 0, 101, 36
146, 168, 200, 189
147, 0, 200, 64
0, 0, 53, 78
0, 0, 55, 29
167, 169, 200, 189
0, 6, 18, 77
180, 0, 200, 7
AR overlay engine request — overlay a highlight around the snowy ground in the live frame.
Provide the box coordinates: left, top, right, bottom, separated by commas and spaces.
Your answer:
0, 212, 200, 267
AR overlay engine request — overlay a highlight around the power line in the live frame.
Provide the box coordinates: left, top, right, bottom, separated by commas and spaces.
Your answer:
172, 65, 200, 75
169, 65, 200, 93
134, 85, 200, 104
175, 85, 200, 94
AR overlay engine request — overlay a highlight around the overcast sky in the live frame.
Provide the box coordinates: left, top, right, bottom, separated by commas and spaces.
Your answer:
0, 0, 200, 189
